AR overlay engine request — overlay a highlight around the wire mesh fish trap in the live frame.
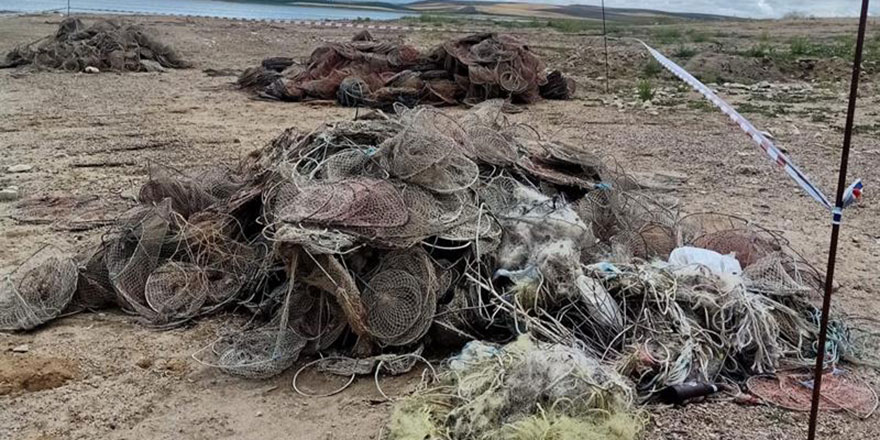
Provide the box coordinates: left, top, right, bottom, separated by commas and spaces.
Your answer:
205, 327, 308, 379
294, 300, 348, 352
105, 200, 175, 320
139, 166, 223, 219
0, 245, 78, 331
363, 250, 438, 346
679, 212, 821, 294
277, 178, 408, 228
743, 252, 821, 296
378, 114, 479, 194
143, 262, 209, 325
689, 224, 782, 268
574, 182, 677, 261
70, 245, 117, 311
171, 213, 265, 307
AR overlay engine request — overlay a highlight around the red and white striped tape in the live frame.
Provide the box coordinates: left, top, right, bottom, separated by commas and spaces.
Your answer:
640, 41, 863, 214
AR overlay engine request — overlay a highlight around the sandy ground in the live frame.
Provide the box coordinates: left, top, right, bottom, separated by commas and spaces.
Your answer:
1, 13, 879, 440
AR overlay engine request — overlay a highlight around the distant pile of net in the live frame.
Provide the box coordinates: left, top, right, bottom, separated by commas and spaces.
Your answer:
0, 101, 860, 402
238, 32, 575, 107
0, 18, 190, 72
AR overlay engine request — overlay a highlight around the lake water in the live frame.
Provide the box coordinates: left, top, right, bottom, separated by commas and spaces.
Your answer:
0, 0, 413, 21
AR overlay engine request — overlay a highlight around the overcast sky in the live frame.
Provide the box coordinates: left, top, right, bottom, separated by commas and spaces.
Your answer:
507, 1, 878, 18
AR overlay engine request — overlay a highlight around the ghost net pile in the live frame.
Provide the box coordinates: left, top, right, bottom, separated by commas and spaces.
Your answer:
0, 102, 855, 424
239, 32, 576, 108
0, 18, 190, 72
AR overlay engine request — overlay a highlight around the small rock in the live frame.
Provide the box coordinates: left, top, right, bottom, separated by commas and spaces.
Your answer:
84, 66, 100, 74
135, 357, 154, 369
736, 165, 761, 176
12, 344, 29, 353
0, 187, 19, 202
6, 164, 33, 173
256, 411, 263, 417
139, 60, 166, 73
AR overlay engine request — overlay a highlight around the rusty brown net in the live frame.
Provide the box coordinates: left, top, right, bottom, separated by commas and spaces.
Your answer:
239, 32, 575, 108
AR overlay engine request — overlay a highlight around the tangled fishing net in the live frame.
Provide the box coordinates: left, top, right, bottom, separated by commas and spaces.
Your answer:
0, 18, 189, 72
1, 100, 871, 430
389, 335, 642, 440
238, 32, 576, 107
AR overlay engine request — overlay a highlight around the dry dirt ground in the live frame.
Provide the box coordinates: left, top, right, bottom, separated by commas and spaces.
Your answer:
1, 13, 880, 440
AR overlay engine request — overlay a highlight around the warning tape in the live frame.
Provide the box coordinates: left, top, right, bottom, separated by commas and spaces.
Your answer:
640, 41, 863, 214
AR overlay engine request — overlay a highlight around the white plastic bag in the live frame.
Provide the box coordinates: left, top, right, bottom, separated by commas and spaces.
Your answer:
668, 246, 742, 276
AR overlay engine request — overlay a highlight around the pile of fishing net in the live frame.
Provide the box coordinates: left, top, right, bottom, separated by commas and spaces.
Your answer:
0, 18, 190, 72
238, 32, 575, 107
389, 335, 642, 440
0, 102, 866, 414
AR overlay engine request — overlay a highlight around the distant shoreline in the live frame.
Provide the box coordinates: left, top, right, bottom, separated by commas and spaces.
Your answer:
287, 2, 404, 14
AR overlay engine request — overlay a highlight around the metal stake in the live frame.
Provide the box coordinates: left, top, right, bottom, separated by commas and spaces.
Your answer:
806, 1, 870, 438
601, 0, 610, 93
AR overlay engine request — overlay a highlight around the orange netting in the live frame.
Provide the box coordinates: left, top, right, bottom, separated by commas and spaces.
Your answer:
747, 370, 879, 418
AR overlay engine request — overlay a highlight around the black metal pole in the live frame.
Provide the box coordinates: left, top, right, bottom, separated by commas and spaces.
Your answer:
601, 0, 610, 93
67, 0, 70, 16
806, 1, 870, 439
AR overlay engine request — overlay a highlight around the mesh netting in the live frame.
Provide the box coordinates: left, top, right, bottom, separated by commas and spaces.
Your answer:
0, 245, 78, 331
212, 327, 307, 378
240, 32, 574, 107
277, 178, 408, 227
139, 167, 221, 219
293, 292, 347, 353
575, 184, 679, 260
69, 245, 117, 311
378, 110, 479, 194
4, 100, 854, 404
144, 262, 209, 324
1, 18, 189, 72
747, 370, 878, 418
744, 252, 820, 296
195, 255, 308, 378
105, 200, 174, 321
363, 250, 438, 346
692, 229, 780, 267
